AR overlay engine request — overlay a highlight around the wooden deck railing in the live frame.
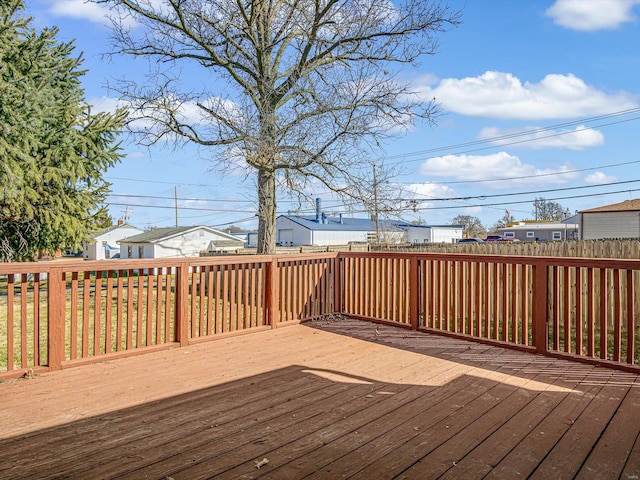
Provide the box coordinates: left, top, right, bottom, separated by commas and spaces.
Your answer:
1, 251, 639, 378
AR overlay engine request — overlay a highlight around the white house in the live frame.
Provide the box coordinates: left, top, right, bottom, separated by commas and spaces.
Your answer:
83, 224, 143, 260
276, 214, 463, 246
579, 199, 640, 240
118, 226, 245, 259
401, 224, 464, 244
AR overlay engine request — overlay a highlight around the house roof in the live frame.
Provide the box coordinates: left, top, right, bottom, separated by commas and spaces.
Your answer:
280, 215, 405, 232
500, 222, 577, 231
579, 199, 640, 214
91, 223, 140, 239
119, 226, 244, 245
279, 215, 463, 232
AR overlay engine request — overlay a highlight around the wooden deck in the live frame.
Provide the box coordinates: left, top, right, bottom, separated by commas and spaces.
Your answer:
1, 317, 639, 479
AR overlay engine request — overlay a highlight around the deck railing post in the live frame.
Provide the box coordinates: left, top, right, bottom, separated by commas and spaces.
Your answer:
265, 257, 279, 328
47, 267, 66, 371
410, 256, 419, 330
532, 260, 549, 354
174, 263, 189, 346
333, 255, 342, 314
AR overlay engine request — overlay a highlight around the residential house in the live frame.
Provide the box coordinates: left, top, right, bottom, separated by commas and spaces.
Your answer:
118, 226, 244, 259
83, 224, 143, 260
579, 199, 640, 240
498, 218, 579, 242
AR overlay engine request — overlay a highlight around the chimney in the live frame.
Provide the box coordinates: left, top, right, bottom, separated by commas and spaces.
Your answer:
339, 213, 343, 224
315, 198, 321, 223
322, 212, 327, 224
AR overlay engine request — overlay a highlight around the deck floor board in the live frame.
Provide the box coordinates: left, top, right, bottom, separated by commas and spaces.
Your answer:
0, 318, 638, 479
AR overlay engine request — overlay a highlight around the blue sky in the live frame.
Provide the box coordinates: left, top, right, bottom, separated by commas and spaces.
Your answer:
26, 0, 640, 231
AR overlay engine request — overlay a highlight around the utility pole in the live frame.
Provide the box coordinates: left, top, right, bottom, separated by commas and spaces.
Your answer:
372, 163, 380, 243
174, 186, 179, 227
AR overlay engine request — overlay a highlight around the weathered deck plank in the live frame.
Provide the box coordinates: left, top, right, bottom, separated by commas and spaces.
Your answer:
0, 318, 638, 480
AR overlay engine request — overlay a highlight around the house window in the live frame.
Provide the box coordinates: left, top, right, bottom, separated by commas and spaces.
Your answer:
127, 246, 132, 258
526, 232, 535, 238
199, 229, 204, 236
503, 232, 515, 238
552, 231, 562, 241
102, 241, 107, 247
138, 246, 144, 258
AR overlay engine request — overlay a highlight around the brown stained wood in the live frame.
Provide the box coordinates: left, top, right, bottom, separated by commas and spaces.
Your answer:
552, 265, 559, 351
33, 273, 40, 366
198, 268, 205, 336
522, 265, 529, 346
82, 272, 90, 358
613, 269, 622, 362
222, 264, 229, 333
474, 262, 481, 337
20, 274, 27, 367
510, 264, 517, 344
7, 275, 14, 371
600, 268, 608, 360
145, 273, 154, 346
214, 266, 222, 334
206, 267, 214, 334
451, 261, 459, 333
428, 260, 436, 329
46, 269, 65, 371
70, 272, 78, 360
136, 272, 144, 348
462, 262, 468, 335
587, 268, 595, 357
256, 263, 264, 327
231, 264, 238, 331
575, 377, 640, 479
563, 266, 570, 352
190, 270, 197, 338
576, 267, 583, 355
628, 270, 635, 365
105, 272, 113, 354
94, 272, 102, 356
164, 270, 172, 341
0, 319, 638, 480
126, 270, 134, 350
483, 262, 489, 338
243, 264, 250, 328
155, 272, 163, 344
116, 272, 123, 352
501, 263, 507, 342
532, 262, 548, 355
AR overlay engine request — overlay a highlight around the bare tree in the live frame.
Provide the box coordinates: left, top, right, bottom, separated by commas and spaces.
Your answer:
451, 215, 486, 238
101, 0, 460, 253
532, 197, 568, 221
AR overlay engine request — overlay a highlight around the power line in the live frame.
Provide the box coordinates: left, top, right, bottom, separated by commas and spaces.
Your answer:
399, 159, 640, 185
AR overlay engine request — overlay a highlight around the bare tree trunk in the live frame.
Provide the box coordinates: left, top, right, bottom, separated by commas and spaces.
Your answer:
257, 168, 276, 254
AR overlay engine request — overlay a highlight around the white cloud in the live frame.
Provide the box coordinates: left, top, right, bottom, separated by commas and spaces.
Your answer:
414, 71, 637, 120
48, 0, 139, 27
477, 125, 605, 150
585, 171, 618, 183
404, 182, 458, 202
546, 0, 640, 31
417, 152, 579, 188
88, 96, 125, 113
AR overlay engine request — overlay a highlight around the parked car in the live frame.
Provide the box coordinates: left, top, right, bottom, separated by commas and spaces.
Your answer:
484, 235, 505, 242
458, 237, 484, 243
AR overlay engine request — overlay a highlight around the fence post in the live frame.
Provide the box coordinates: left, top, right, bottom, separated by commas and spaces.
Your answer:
410, 256, 419, 330
265, 257, 279, 328
532, 260, 549, 354
47, 268, 65, 371
174, 263, 189, 346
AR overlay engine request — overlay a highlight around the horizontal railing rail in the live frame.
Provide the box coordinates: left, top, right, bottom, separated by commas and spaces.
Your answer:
2, 251, 639, 378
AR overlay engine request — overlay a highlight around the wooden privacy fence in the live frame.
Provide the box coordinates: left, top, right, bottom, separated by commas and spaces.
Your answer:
1, 251, 639, 378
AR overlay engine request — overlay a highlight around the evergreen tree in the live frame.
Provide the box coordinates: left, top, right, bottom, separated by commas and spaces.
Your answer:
0, 1, 126, 261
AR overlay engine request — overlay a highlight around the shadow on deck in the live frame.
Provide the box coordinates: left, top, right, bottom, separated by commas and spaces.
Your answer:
1, 318, 639, 479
